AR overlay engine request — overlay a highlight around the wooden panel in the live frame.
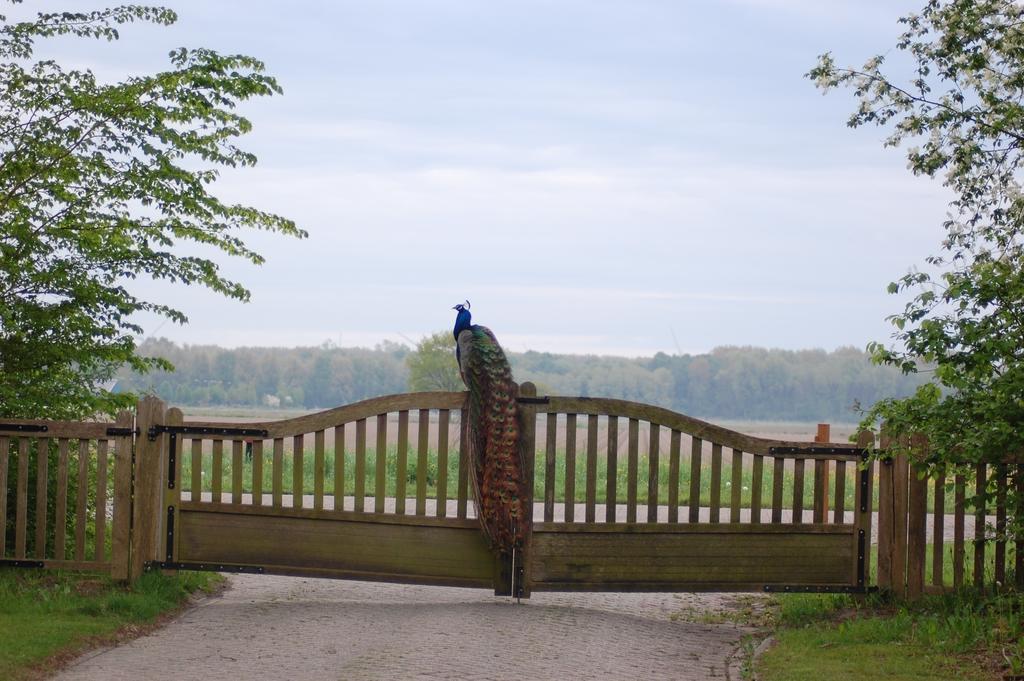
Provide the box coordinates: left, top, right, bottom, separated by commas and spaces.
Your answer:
647, 424, 660, 522
178, 509, 493, 588
585, 415, 598, 523
932, 470, 945, 588
709, 443, 722, 523
95, 440, 108, 561
995, 465, 1007, 586
55, 439, 69, 561
75, 440, 88, 561
232, 440, 244, 505
729, 449, 742, 524
314, 430, 325, 512
626, 418, 638, 523
415, 410, 428, 516
544, 413, 557, 523
750, 454, 763, 525
354, 420, 366, 512
294, 434, 305, 510
833, 461, 847, 524
252, 440, 263, 507
0, 437, 8, 556
395, 412, 408, 515
565, 413, 577, 523
974, 463, 986, 588
333, 425, 345, 513
457, 413, 468, 519
605, 416, 618, 523
16, 438, 29, 558
792, 458, 805, 524
272, 438, 284, 509
34, 438, 49, 559
907, 461, 927, 599
436, 409, 449, 517
375, 414, 386, 514
668, 430, 681, 523
771, 457, 784, 524
211, 440, 223, 503
688, 437, 702, 523
953, 473, 966, 588
191, 439, 202, 503
531, 527, 855, 589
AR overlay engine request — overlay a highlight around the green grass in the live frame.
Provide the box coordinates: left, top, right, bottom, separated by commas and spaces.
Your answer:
0, 569, 221, 680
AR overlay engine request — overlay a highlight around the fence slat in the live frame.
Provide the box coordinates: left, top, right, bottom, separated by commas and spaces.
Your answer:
688, 437, 702, 523
565, 413, 577, 523
354, 420, 366, 513
995, 464, 1007, 586
647, 424, 660, 522
907, 457, 928, 600
545, 413, 557, 523
0, 437, 8, 557
974, 463, 986, 588
457, 412, 469, 519
792, 458, 805, 525
111, 411, 133, 580
232, 440, 244, 505
211, 440, 223, 504
855, 431, 874, 590
272, 437, 284, 509
833, 460, 847, 525
585, 414, 598, 523
668, 430, 681, 523
416, 410, 428, 516
75, 439, 88, 561
932, 470, 945, 588
771, 457, 784, 524
877, 456, 893, 590
34, 437, 49, 559
437, 409, 450, 518
190, 439, 202, 503
892, 452, 910, 599
953, 472, 966, 588
605, 416, 618, 523
16, 438, 29, 558
55, 439, 69, 561
252, 440, 264, 507
314, 430, 326, 512
813, 459, 826, 524
729, 449, 742, 524
395, 412, 408, 515
333, 426, 344, 512
294, 434, 305, 510
626, 418, 638, 523
750, 454, 763, 525
375, 415, 386, 514
94, 439, 108, 562
710, 443, 722, 523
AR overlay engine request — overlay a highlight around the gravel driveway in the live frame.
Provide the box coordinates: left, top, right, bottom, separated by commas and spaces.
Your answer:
54, 575, 761, 680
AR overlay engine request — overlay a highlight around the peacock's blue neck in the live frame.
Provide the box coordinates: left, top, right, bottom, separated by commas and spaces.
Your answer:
453, 308, 473, 341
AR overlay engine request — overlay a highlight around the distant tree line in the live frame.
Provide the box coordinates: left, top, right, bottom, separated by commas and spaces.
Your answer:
116, 338, 928, 422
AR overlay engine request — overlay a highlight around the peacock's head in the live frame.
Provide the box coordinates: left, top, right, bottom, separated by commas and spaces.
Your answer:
452, 300, 472, 339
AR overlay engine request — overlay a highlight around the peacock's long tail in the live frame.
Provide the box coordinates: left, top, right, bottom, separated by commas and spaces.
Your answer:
459, 325, 529, 555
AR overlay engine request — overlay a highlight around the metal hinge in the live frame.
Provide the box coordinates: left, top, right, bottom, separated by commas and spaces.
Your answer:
0, 559, 45, 568
0, 424, 47, 433
147, 425, 269, 441
146, 561, 265, 574
763, 584, 874, 594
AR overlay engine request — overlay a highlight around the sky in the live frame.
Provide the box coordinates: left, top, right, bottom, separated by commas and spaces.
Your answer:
19, 0, 950, 356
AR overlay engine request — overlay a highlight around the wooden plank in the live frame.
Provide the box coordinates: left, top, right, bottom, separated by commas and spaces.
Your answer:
647, 424, 660, 523
953, 472, 966, 588
709, 443, 722, 523
211, 439, 223, 503
272, 438, 284, 509
771, 457, 784, 524
395, 412, 408, 515
854, 431, 874, 590
354, 419, 366, 512
877, 457, 893, 590
833, 460, 847, 524
457, 412, 468, 519
183, 499, 485, 529
688, 438, 704, 522
314, 430, 326, 512
416, 410, 428, 516
232, 440, 244, 505
626, 418, 638, 523
565, 413, 577, 523
668, 430, 681, 523
110, 411, 133, 581
374, 414, 386, 514
792, 457, 805, 525
544, 413, 557, 523
252, 440, 263, 507
750, 454, 763, 525
191, 439, 202, 503
0, 437, 8, 557
973, 463, 986, 588
892, 452, 910, 598
585, 414, 598, 523
605, 416, 618, 523
995, 464, 1007, 586
729, 448, 742, 524
517, 382, 539, 597
94, 440, 108, 562
813, 423, 830, 522
437, 410, 449, 518
34, 438, 49, 559
907, 457, 927, 599
15, 438, 29, 558
932, 470, 945, 588
535, 521, 854, 535
55, 439, 69, 561
333, 425, 345, 512
294, 434, 305, 510
129, 396, 166, 582
75, 439, 88, 561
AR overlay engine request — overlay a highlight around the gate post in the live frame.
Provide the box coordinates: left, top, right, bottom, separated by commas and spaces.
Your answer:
518, 382, 538, 598
110, 409, 134, 581
130, 396, 167, 582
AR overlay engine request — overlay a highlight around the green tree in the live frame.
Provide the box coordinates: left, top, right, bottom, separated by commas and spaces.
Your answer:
0, 4, 305, 419
809, 1, 1024, 481
406, 331, 463, 392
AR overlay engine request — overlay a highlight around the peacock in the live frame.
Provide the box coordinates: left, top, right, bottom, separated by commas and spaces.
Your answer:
452, 301, 529, 556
